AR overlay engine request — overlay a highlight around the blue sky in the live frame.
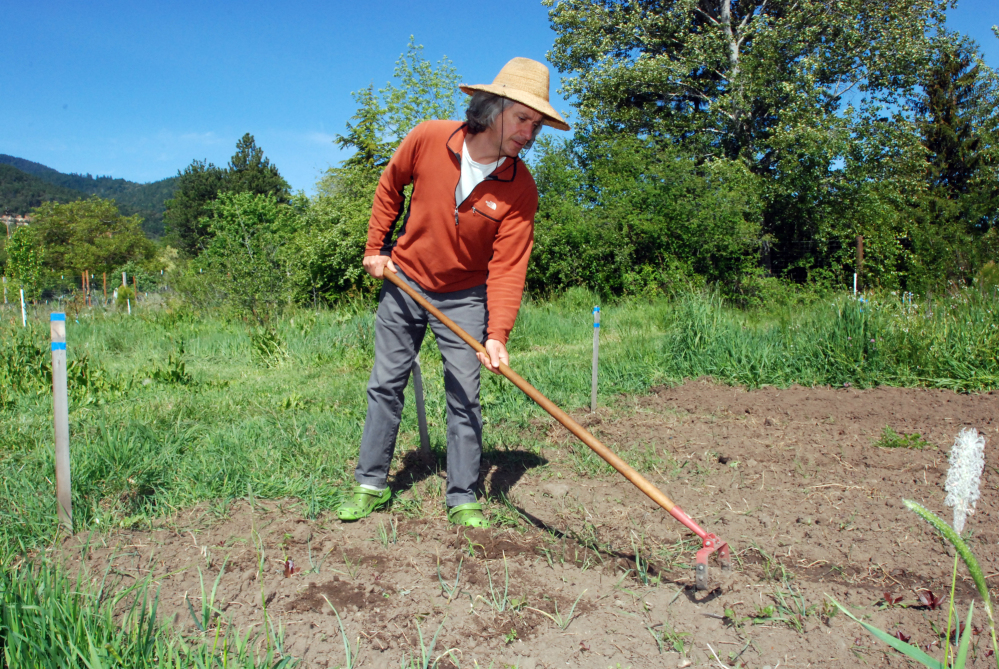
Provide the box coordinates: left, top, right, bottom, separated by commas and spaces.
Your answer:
2, 0, 996, 195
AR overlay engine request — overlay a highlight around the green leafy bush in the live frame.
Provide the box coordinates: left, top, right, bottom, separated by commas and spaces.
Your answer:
530, 135, 762, 297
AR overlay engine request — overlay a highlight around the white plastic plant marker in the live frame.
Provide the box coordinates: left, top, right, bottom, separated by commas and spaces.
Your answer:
51, 312, 72, 530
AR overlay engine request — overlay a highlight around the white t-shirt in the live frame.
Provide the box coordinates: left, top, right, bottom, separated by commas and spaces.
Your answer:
455, 141, 505, 206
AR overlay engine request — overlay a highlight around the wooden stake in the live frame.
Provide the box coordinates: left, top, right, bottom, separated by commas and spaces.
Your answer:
856, 235, 864, 291
103, 272, 107, 303
591, 306, 600, 413
133, 275, 138, 303
411, 354, 431, 458
20, 288, 26, 327
50, 312, 73, 531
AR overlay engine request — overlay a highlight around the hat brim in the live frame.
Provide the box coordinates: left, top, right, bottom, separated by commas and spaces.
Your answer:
460, 83, 570, 131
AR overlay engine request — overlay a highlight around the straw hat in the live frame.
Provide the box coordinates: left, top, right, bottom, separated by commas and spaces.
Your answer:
460, 57, 570, 131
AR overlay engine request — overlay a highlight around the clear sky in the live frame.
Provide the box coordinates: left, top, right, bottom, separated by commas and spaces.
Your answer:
2, 0, 996, 195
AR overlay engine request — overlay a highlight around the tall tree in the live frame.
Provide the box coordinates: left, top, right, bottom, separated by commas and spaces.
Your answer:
915, 36, 998, 219
908, 35, 999, 287
546, 0, 948, 283
380, 37, 462, 140
336, 85, 395, 171
163, 160, 226, 255
165, 134, 290, 256
297, 38, 463, 304
226, 133, 291, 200
336, 37, 462, 171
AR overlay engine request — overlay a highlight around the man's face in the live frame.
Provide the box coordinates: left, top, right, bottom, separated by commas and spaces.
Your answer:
488, 102, 544, 157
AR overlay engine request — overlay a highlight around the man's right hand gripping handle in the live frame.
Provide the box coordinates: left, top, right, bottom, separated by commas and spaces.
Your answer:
363, 255, 397, 278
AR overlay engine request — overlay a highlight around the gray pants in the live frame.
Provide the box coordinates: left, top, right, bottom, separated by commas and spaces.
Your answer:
355, 270, 487, 507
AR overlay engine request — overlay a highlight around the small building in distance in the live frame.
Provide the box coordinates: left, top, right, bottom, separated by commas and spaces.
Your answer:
2, 214, 32, 237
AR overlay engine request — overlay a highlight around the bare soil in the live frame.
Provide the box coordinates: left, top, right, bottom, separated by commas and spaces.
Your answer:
58, 380, 999, 668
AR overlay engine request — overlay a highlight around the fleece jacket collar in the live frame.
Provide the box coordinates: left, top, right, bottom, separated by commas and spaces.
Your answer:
445, 123, 519, 183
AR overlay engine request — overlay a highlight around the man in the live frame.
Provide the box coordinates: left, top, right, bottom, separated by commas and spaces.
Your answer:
336, 57, 569, 527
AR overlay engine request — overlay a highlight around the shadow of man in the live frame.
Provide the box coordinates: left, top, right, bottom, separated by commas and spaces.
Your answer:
389, 445, 550, 511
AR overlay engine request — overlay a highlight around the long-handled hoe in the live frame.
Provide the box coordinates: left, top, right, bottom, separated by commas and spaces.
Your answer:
383, 271, 731, 590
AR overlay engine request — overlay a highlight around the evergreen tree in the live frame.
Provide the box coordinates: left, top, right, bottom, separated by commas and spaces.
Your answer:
915, 37, 998, 220
165, 135, 290, 256
163, 159, 226, 255
226, 133, 291, 201
908, 35, 999, 288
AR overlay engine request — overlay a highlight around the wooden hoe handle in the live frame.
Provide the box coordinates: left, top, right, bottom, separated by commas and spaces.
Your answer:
381, 270, 707, 531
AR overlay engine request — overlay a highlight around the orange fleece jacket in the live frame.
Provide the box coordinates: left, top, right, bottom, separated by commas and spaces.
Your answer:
365, 120, 537, 344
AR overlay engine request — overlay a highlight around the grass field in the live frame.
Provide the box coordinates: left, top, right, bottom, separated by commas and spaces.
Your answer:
1, 286, 998, 666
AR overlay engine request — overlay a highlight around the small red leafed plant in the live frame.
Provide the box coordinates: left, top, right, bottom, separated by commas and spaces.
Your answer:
916, 589, 944, 610
883, 592, 904, 607
283, 559, 301, 578
893, 630, 911, 643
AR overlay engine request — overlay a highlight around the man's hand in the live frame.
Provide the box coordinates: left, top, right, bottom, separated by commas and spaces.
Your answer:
477, 339, 509, 374
363, 254, 397, 278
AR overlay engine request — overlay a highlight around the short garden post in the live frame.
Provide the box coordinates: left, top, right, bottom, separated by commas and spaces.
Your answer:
50, 312, 73, 531
103, 272, 107, 303
591, 306, 600, 413
20, 288, 26, 327
412, 354, 431, 457
856, 235, 864, 291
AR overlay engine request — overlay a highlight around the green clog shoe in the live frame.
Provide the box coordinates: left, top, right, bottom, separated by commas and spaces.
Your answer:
336, 486, 391, 521
448, 502, 490, 528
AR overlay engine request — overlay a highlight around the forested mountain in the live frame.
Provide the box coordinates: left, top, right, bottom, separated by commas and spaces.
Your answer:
0, 155, 177, 237
0, 165, 84, 213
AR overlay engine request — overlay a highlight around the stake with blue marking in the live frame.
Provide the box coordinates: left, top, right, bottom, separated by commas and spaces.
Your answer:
591, 306, 600, 413
51, 313, 73, 531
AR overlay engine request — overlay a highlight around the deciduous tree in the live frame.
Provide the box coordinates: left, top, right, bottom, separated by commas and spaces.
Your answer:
546, 0, 949, 284
30, 197, 154, 280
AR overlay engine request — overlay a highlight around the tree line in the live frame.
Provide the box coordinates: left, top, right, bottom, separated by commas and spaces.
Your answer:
3, 9, 998, 309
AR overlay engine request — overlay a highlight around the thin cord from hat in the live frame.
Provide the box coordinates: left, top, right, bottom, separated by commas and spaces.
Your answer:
498, 97, 505, 167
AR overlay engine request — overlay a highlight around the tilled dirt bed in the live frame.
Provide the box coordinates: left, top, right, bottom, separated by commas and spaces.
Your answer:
59, 380, 999, 668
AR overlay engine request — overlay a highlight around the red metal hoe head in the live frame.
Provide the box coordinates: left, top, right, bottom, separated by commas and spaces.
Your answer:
695, 533, 731, 591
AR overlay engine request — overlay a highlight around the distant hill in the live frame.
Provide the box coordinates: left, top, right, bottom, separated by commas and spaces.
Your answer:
0, 164, 85, 214
0, 155, 178, 238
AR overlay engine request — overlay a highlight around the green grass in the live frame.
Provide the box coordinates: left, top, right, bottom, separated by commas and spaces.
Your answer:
3, 287, 998, 559
1, 285, 997, 665
0, 559, 296, 668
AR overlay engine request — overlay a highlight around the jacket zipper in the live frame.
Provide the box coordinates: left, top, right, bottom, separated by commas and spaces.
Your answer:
471, 206, 500, 223
456, 176, 500, 226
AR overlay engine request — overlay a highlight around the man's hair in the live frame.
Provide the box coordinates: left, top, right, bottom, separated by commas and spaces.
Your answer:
465, 91, 543, 151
